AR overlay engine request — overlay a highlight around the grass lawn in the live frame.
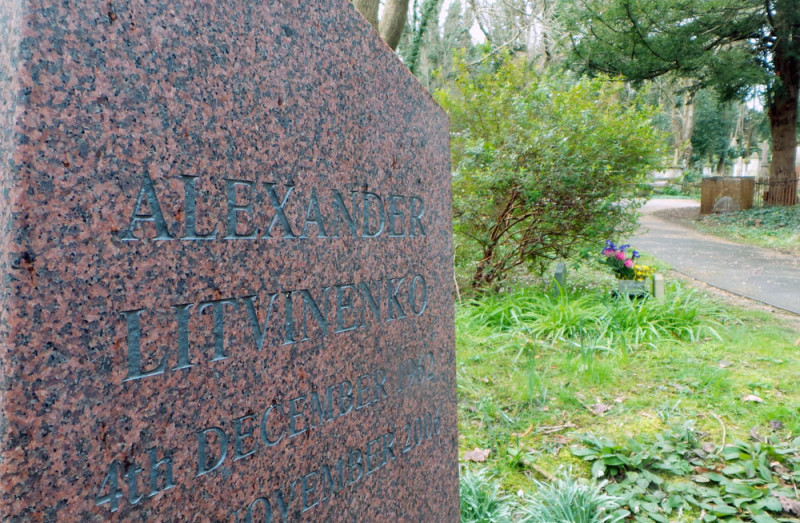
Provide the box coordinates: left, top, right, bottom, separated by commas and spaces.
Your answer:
457, 266, 800, 522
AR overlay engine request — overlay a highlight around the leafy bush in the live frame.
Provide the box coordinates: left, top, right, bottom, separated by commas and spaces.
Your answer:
436, 55, 664, 290
519, 470, 625, 523
459, 468, 514, 523
571, 427, 800, 521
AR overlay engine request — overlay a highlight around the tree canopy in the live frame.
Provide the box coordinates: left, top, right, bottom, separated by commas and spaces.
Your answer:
566, 0, 800, 205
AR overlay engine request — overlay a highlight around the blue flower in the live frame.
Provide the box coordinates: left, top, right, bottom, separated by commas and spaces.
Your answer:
618, 244, 630, 251
632, 250, 640, 259
605, 239, 615, 250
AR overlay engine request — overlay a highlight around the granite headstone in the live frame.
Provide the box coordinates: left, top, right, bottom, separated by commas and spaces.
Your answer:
0, 0, 456, 519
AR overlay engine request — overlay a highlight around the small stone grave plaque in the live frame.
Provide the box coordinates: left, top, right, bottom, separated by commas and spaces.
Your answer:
0, 0, 457, 519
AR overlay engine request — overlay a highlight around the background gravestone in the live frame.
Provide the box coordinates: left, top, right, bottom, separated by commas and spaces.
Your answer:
0, 0, 457, 520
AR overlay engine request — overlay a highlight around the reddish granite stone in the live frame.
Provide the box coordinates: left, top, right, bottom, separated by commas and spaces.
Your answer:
0, 0, 456, 520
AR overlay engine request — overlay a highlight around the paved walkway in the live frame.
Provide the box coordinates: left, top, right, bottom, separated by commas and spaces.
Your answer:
630, 198, 800, 315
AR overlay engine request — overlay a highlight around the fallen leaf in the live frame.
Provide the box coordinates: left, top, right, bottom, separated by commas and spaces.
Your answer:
770, 420, 784, 430
795, 336, 800, 347
741, 394, 763, 403
771, 461, 790, 475
718, 359, 733, 368
750, 427, 763, 442
463, 448, 491, 463
512, 425, 534, 438
613, 396, 625, 403
777, 496, 800, 516
671, 383, 694, 394
588, 403, 612, 416
702, 443, 716, 454
481, 377, 490, 384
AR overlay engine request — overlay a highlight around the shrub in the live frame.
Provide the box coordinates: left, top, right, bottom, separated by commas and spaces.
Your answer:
436, 55, 664, 290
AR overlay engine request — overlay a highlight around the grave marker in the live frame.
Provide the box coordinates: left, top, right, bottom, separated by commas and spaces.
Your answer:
0, 0, 457, 519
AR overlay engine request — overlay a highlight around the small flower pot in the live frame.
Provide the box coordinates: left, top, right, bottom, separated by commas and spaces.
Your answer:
616, 279, 648, 298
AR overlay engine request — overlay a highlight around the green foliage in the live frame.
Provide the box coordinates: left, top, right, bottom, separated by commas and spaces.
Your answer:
571, 427, 800, 521
695, 205, 800, 254
456, 264, 800, 521
459, 468, 514, 523
564, 0, 772, 101
519, 470, 627, 523
460, 280, 730, 353
436, 56, 664, 289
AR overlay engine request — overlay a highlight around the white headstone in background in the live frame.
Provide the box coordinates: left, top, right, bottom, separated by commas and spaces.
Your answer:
746, 153, 760, 177
733, 157, 746, 177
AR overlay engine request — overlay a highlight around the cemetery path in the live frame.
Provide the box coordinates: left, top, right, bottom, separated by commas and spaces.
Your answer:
631, 198, 800, 315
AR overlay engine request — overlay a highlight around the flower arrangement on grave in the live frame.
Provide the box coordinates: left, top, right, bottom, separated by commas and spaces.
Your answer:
601, 240, 641, 280
633, 264, 656, 282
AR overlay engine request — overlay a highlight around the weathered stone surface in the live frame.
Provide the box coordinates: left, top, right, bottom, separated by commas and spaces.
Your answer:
0, 0, 456, 519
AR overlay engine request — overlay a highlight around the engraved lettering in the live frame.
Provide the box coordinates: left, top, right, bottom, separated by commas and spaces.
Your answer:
260, 404, 285, 447
95, 460, 123, 512
122, 309, 167, 381
365, 434, 384, 474
334, 283, 358, 333
388, 194, 405, 237
301, 470, 319, 513
196, 427, 228, 476
361, 191, 385, 237
288, 394, 307, 438
386, 277, 406, 321
409, 274, 428, 315
346, 448, 364, 485
355, 373, 372, 410
309, 385, 335, 428
224, 178, 258, 239
299, 188, 328, 238
330, 190, 357, 237
181, 175, 218, 240
246, 497, 272, 523
297, 288, 329, 340
337, 380, 353, 417
273, 480, 299, 522
147, 447, 176, 498
124, 463, 143, 506
358, 280, 381, 326
172, 303, 194, 371
121, 171, 174, 241
199, 298, 237, 361
243, 293, 280, 351
320, 458, 345, 501
408, 195, 426, 237
263, 183, 297, 239
234, 414, 257, 461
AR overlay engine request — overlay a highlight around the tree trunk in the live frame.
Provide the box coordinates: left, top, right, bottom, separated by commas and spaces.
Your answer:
353, 0, 379, 30
767, 0, 800, 206
379, 0, 410, 50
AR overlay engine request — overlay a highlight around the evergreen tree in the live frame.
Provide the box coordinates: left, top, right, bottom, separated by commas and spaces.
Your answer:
566, 0, 799, 205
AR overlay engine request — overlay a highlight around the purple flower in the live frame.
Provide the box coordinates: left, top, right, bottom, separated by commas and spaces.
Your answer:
605, 240, 615, 250
632, 250, 640, 259
618, 244, 630, 251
